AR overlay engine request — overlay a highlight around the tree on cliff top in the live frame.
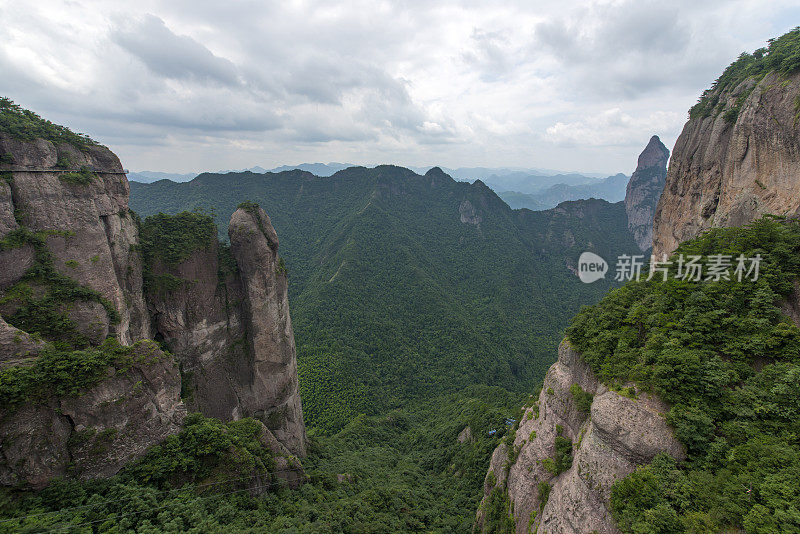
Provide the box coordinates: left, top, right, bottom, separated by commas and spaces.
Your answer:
0, 97, 99, 150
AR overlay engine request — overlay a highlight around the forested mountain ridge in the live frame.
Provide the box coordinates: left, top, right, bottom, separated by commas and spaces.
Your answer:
130, 164, 641, 430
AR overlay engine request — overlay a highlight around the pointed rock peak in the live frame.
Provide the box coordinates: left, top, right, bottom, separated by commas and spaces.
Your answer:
230, 201, 278, 251
425, 166, 447, 178
625, 135, 670, 251
637, 135, 670, 170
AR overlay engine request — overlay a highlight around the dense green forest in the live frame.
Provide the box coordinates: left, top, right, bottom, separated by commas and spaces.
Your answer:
130, 166, 639, 430
0, 386, 523, 533
568, 217, 800, 533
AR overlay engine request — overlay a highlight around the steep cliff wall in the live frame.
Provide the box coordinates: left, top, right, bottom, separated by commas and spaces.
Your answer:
145, 206, 306, 456
476, 341, 684, 534
625, 136, 669, 251
0, 334, 185, 489
0, 134, 151, 343
652, 69, 800, 257
228, 206, 306, 456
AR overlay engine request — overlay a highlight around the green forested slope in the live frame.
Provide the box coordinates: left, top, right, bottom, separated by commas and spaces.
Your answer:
0, 386, 523, 533
568, 217, 800, 532
130, 166, 639, 429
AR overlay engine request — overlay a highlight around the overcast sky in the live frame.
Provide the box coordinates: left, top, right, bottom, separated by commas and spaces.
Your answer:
1, 0, 798, 175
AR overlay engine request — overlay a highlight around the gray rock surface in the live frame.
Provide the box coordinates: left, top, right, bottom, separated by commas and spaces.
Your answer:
0, 245, 34, 288
229, 206, 307, 456
145, 207, 306, 457
0, 342, 185, 488
476, 340, 685, 534
0, 178, 17, 237
0, 134, 151, 343
625, 136, 670, 251
0, 314, 44, 368
653, 70, 800, 257
146, 237, 246, 421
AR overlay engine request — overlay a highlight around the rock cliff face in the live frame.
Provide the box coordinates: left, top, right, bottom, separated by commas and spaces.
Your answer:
652, 69, 800, 257
228, 207, 307, 455
147, 207, 306, 456
0, 134, 151, 343
476, 341, 684, 534
0, 339, 185, 489
625, 136, 669, 251
0, 126, 306, 487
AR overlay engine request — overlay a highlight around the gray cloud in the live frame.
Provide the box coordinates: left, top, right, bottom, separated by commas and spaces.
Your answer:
0, 0, 797, 174
113, 15, 241, 86
531, 1, 723, 98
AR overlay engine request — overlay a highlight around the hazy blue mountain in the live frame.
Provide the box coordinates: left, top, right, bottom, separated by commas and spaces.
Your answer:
498, 172, 629, 210
128, 170, 198, 183
268, 162, 355, 176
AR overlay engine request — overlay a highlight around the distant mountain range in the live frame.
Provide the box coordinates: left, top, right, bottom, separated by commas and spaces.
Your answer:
497, 173, 629, 211
129, 165, 641, 429
128, 163, 623, 208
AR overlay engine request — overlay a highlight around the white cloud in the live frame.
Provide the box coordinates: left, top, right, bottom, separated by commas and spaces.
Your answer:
0, 0, 797, 173
545, 108, 685, 147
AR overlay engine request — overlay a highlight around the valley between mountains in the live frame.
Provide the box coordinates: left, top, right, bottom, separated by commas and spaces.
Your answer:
1, 26, 800, 534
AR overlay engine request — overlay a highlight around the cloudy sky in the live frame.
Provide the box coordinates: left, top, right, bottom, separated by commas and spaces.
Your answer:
1, 0, 798, 175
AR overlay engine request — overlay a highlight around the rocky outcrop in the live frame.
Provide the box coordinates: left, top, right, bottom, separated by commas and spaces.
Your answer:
0, 342, 185, 488
0, 134, 151, 343
146, 206, 306, 457
652, 69, 800, 257
476, 340, 684, 534
625, 136, 669, 251
0, 120, 307, 489
228, 206, 307, 456
0, 315, 44, 368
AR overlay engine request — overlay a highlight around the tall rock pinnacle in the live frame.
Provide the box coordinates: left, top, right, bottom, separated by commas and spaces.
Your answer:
625, 135, 670, 251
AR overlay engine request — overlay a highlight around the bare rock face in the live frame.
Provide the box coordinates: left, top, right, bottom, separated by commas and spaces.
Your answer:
0, 134, 151, 343
625, 136, 670, 251
460, 199, 483, 225
652, 70, 800, 257
146, 206, 307, 457
0, 314, 44, 368
0, 178, 17, 236
229, 206, 307, 457
476, 340, 684, 534
146, 237, 247, 421
0, 342, 185, 488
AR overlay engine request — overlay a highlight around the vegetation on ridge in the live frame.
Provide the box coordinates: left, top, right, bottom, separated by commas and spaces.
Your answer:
138, 210, 219, 295
0, 97, 99, 150
0, 339, 164, 412
689, 27, 800, 120
567, 217, 800, 532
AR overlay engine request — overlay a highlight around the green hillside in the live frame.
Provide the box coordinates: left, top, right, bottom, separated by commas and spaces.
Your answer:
130, 166, 640, 430
568, 217, 800, 532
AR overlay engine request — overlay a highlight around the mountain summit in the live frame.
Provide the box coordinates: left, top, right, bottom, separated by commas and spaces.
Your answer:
624, 135, 670, 251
